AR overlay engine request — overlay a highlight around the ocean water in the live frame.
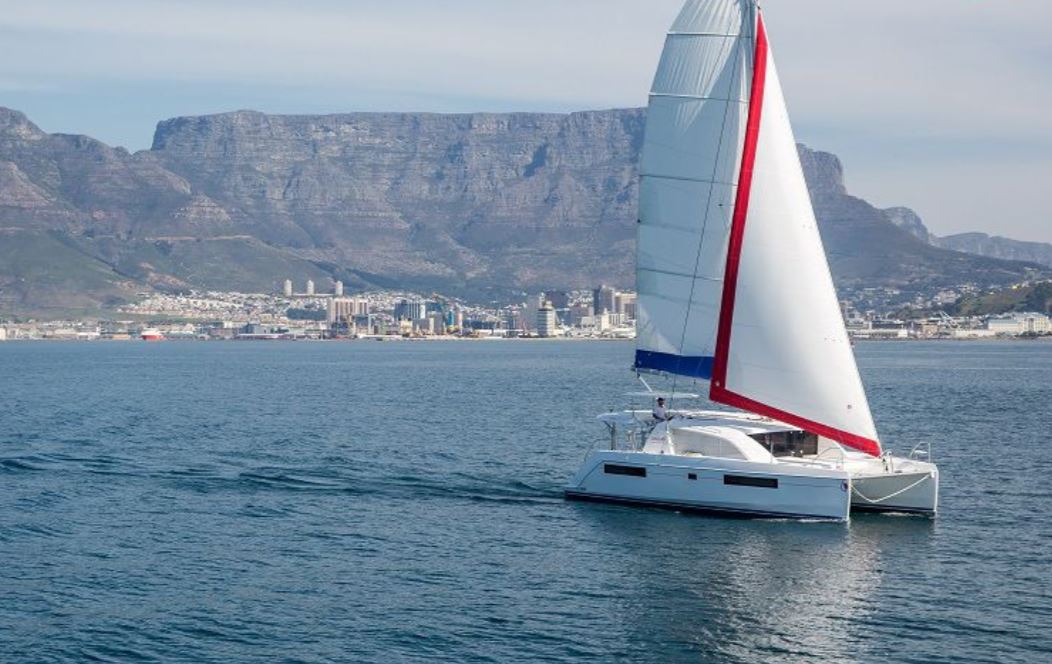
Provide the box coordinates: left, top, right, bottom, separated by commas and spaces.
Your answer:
1, 339, 1050, 663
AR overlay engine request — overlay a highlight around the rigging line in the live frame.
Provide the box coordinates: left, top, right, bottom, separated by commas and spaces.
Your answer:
668, 23, 749, 413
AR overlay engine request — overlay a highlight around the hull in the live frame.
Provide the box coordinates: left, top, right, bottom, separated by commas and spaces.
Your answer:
850, 469, 939, 515
566, 450, 851, 521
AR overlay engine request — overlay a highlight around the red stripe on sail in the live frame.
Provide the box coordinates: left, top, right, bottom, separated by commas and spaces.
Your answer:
711, 13, 768, 389
711, 388, 883, 458
708, 13, 881, 457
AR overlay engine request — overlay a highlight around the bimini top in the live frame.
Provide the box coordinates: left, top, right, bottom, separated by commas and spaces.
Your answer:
633, 0, 881, 457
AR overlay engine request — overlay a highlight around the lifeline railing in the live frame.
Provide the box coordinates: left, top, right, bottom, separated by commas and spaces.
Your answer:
908, 441, 933, 462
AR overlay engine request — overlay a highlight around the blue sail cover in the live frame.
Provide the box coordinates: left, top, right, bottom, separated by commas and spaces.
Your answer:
634, 351, 714, 380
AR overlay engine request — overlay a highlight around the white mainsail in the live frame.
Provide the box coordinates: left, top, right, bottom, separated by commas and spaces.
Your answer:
635, 0, 881, 456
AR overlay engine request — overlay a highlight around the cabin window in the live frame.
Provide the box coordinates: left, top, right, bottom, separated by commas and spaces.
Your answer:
724, 475, 778, 489
749, 431, 818, 458
688, 473, 697, 481
604, 464, 646, 478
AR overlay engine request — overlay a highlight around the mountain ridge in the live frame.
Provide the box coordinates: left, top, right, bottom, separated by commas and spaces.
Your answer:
0, 106, 1044, 316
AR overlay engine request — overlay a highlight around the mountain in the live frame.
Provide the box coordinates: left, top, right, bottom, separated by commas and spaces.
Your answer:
934, 233, 1052, 269
883, 207, 931, 244
795, 149, 1040, 291
880, 197, 1052, 269
0, 106, 1044, 316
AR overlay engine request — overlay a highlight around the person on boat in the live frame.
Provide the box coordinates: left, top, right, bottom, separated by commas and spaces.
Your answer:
652, 398, 671, 421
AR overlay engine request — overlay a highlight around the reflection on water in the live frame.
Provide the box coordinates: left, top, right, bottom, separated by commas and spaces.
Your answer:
577, 505, 924, 661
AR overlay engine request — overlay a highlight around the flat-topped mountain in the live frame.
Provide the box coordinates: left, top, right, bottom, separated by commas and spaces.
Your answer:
0, 106, 1043, 315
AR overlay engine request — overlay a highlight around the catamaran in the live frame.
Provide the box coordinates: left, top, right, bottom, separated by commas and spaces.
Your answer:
565, 0, 938, 521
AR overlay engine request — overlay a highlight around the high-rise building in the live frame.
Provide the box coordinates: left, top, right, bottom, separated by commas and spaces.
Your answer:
395, 299, 428, 322
283, 279, 293, 297
537, 301, 557, 338
525, 293, 546, 331
334, 280, 344, 297
615, 291, 638, 319
328, 297, 370, 325
593, 284, 616, 315
306, 280, 315, 296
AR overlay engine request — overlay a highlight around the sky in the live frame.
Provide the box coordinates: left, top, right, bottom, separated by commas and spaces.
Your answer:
0, 0, 1049, 242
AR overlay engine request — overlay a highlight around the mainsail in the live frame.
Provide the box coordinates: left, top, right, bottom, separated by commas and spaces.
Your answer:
634, 0, 881, 456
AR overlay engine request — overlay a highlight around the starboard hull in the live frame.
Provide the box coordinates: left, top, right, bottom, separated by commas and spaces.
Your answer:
566, 450, 851, 521
850, 469, 939, 515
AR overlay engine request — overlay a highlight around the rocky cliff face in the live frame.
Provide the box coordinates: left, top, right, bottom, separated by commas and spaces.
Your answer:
934, 233, 1052, 269
149, 110, 645, 293
0, 105, 1043, 315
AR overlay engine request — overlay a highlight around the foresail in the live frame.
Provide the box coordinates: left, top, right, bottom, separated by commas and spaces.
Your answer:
635, 0, 754, 380
709, 16, 882, 456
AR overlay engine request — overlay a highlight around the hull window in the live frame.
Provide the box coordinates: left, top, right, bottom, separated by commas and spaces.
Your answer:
604, 464, 647, 478
724, 475, 778, 489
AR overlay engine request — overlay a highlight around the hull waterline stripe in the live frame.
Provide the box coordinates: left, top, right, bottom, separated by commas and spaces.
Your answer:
707, 12, 881, 458
634, 350, 714, 379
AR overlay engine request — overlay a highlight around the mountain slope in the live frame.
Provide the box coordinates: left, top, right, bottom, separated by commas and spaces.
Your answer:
934, 233, 1052, 269
0, 106, 1045, 316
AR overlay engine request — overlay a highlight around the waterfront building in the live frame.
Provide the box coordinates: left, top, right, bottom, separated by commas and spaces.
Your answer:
987, 312, 1052, 335
504, 308, 524, 332
0, 327, 7, 341
306, 280, 316, 296
334, 280, 344, 297
328, 297, 370, 325
525, 294, 545, 332
593, 285, 617, 315
283, 279, 293, 297
537, 302, 557, 338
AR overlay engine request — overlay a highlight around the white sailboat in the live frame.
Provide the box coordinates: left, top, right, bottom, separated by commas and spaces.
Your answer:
565, 0, 938, 521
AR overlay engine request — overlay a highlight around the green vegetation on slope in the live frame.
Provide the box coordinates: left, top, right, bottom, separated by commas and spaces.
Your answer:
949, 281, 1052, 316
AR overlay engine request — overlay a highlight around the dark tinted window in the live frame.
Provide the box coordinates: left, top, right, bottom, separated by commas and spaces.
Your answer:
604, 464, 646, 478
750, 431, 818, 457
724, 475, 778, 489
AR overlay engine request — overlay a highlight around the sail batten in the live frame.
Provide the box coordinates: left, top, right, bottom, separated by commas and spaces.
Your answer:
635, 0, 881, 456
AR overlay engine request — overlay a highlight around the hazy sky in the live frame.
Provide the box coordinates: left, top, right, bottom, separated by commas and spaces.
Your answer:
1, 0, 1049, 242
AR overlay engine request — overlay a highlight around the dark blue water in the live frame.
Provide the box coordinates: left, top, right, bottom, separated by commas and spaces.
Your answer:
1, 340, 1050, 662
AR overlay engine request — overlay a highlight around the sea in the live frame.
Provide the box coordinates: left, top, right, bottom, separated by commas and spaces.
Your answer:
1, 340, 1049, 663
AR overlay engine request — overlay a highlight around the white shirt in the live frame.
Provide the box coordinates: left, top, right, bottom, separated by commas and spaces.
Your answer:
653, 405, 668, 421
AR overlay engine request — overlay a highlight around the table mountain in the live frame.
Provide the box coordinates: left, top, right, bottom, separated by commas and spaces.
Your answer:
0, 106, 1043, 316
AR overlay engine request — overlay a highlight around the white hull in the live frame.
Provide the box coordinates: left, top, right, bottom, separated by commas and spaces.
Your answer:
566, 410, 939, 521
565, 450, 851, 521
849, 467, 939, 515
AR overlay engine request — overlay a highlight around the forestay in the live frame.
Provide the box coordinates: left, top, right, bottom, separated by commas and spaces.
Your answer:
634, 0, 881, 456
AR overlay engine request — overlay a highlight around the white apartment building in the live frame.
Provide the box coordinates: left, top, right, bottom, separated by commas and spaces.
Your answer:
537, 304, 558, 338
987, 312, 1052, 335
